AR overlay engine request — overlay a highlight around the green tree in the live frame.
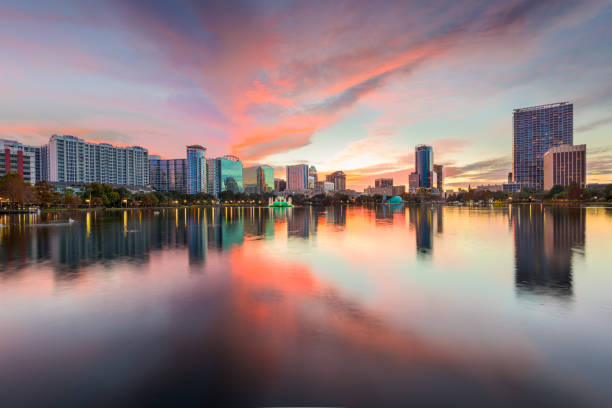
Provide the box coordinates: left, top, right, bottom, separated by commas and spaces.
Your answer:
62, 188, 82, 207
218, 190, 235, 203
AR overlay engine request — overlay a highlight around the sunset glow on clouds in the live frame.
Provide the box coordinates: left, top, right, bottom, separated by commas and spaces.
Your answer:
1, 0, 611, 189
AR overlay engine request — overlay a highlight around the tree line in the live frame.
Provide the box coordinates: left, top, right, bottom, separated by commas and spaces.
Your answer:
446, 182, 612, 203
2, 172, 610, 209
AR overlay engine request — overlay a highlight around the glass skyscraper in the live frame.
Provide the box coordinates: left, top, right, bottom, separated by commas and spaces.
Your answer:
207, 155, 243, 195
149, 156, 187, 192
513, 102, 573, 190
186, 145, 206, 194
415, 145, 433, 188
243, 165, 274, 194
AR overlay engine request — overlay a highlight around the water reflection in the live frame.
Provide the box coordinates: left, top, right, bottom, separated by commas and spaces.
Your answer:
408, 206, 433, 255
512, 205, 585, 299
0, 205, 611, 406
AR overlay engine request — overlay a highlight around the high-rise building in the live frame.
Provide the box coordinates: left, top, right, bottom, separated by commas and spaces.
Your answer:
286, 164, 309, 191
46, 135, 149, 186
408, 172, 419, 191
513, 102, 573, 190
375, 178, 393, 188
326, 171, 346, 191
433, 164, 443, 190
206, 158, 219, 196
35, 144, 49, 183
244, 165, 274, 194
274, 178, 286, 192
415, 145, 433, 188
149, 156, 187, 192
309, 165, 318, 189
186, 145, 207, 194
207, 155, 243, 195
0, 139, 37, 184
243, 166, 259, 194
543, 144, 586, 190
508, 172, 513, 183
315, 181, 335, 193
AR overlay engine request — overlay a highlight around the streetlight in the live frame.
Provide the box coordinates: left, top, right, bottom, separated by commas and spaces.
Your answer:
122, 199, 128, 208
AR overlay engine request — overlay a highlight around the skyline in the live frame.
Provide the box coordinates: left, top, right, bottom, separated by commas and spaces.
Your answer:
1, 1, 611, 189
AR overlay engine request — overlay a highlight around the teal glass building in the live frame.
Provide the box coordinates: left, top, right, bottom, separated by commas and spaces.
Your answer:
207, 155, 243, 195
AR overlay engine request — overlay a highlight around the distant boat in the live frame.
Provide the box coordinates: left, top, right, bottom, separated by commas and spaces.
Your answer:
153, 211, 160, 215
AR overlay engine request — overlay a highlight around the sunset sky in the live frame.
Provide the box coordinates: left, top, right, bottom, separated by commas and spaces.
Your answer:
1, 0, 611, 189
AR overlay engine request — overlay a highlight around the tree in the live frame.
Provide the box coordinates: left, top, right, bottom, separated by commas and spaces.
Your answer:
35, 180, 60, 207
62, 189, 82, 207
0, 172, 35, 204
218, 190, 235, 203
91, 197, 104, 207
141, 193, 159, 207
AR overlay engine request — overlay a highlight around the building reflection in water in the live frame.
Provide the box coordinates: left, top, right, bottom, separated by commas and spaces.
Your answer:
287, 207, 319, 238
325, 206, 346, 228
0, 207, 334, 277
512, 205, 585, 299
408, 206, 435, 255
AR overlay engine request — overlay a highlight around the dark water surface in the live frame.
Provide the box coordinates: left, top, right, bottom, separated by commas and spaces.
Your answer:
1, 205, 611, 407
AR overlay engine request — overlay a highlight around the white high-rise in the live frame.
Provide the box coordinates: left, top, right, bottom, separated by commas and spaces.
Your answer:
47, 135, 149, 186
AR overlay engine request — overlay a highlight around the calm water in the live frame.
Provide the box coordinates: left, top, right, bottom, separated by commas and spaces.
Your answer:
1, 205, 611, 407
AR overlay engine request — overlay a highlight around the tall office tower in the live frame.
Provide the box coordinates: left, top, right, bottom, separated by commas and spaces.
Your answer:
415, 145, 433, 188
309, 165, 318, 189
35, 144, 49, 182
286, 164, 309, 191
260, 165, 274, 193
375, 178, 393, 188
244, 165, 275, 194
207, 155, 243, 195
409, 172, 419, 190
543, 144, 586, 190
186, 145, 207, 194
508, 172, 513, 183
433, 164, 444, 190
326, 171, 346, 191
274, 178, 286, 192
243, 166, 259, 194
513, 102, 573, 190
0, 139, 37, 184
206, 158, 219, 196
46, 135, 149, 186
149, 156, 187, 192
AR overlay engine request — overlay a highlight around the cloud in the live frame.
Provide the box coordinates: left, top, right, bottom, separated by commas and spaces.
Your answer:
0, 0, 610, 174
576, 116, 612, 133
587, 145, 612, 177
444, 156, 512, 182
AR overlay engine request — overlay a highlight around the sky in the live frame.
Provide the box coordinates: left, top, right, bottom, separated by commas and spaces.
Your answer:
0, 0, 611, 190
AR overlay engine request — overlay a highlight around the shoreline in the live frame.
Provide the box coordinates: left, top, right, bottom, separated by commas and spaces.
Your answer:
2, 201, 611, 214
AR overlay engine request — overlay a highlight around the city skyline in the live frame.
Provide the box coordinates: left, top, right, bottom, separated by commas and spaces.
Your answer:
0, 1, 611, 190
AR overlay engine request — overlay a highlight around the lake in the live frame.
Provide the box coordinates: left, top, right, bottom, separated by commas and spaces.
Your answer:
1, 205, 611, 407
